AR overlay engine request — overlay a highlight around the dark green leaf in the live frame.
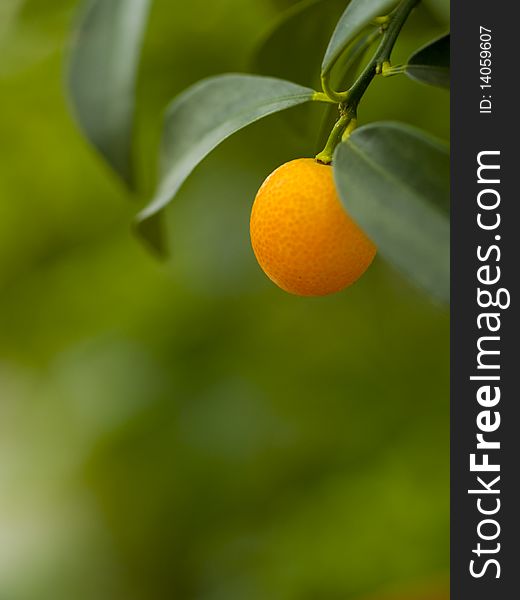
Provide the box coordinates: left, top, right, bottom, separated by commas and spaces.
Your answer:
67, 0, 150, 187
405, 33, 450, 88
321, 0, 397, 75
136, 74, 316, 251
334, 122, 449, 301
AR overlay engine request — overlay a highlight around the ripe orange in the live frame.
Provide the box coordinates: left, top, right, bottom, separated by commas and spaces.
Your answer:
250, 158, 376, 296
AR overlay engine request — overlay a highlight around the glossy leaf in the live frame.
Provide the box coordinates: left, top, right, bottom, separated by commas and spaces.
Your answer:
136, 74, 316, 251
405, 33, 450, 88
334, 122, 449, 301
68, 0, 150, 187
322, 0, 397, 75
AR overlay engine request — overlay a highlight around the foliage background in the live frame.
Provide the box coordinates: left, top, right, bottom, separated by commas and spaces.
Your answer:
0, 0, 449, 598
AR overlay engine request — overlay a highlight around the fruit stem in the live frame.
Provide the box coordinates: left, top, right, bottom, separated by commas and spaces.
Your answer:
315, 107, 356, 164
316, 0, 420, 162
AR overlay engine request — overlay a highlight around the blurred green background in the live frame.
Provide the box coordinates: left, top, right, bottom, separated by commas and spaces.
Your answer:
0, 1, 449, 599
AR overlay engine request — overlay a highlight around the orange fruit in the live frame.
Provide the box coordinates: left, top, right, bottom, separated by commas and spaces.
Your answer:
250, 158, 376, 296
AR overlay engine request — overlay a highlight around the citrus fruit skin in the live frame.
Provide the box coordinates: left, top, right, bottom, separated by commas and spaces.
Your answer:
250, 158, 376, 296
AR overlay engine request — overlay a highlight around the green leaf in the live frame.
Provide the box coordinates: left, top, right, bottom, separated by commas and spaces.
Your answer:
136, 74, 316, 252
333, 122, 449, 301
253, 0, 348, 88
321, 0, 397, 75
67, 0, 150, 187
404, 33, 450, 88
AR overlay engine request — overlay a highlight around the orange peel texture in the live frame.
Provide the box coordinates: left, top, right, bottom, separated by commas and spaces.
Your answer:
250, 158, 376, 296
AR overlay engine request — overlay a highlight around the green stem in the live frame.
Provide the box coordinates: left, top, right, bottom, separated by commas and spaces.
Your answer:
316, 0, 420, 163
375, 0, 419, 65
345, 0, 419, 108
381, 63, 406, 77
321, 27, 382, 103
321, 75, 347, 104
316, 109, 353, 164
312, 91, 338, 104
